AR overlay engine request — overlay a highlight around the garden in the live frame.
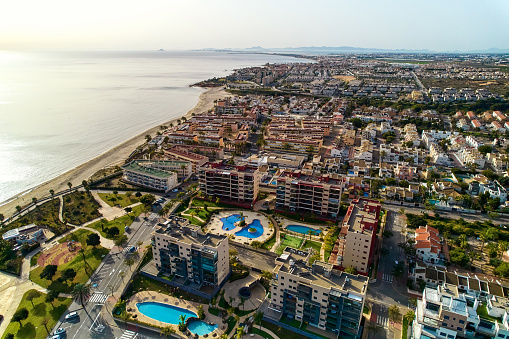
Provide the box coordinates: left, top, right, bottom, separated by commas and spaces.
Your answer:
2, 289, 72, 339
62, 191, 102, 225
87, 204, 144, 239
98, 192, 139, 208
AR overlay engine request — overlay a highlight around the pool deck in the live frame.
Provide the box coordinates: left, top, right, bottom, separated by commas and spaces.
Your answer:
127, 291, 224, 336
278, 217, 326, 238
206, 210, 274, 244
222, 272, 266, 310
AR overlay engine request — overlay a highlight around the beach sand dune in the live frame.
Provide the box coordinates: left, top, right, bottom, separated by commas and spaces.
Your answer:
0, 86, 231, 218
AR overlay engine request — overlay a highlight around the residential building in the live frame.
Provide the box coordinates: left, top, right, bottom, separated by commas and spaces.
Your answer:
329, 199, 381, 274
198, 161, 263, 206
246, 153, 306, 169
122, 160, 180, 192
275, 169, 343, 220
415, 225, 441, 264
264, 137, 322, 154
152, 221, 229, 294
164, 147, 208, 172
270, 250, 368, 339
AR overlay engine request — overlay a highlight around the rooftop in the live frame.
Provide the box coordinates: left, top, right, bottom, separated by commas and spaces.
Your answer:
155, 219, 227, 248
122, 161, 181, 179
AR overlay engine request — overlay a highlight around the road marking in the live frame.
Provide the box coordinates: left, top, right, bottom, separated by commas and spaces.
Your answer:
377, 315, 388, 327
89, 310, 102, 331
89, 293, 108, 304
383, 274, 393, 282
120, 330, 137, 339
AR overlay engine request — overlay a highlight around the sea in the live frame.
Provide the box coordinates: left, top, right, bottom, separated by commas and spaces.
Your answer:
0, 50, 302, 205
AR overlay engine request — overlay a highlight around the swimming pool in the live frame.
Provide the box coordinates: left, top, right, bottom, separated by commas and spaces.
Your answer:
235, 219, 264, 238
136, 302, 217, 335
286, 225, 322, 235
221, 214, 242, 231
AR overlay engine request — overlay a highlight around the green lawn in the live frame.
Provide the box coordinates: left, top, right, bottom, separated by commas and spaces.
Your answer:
276, 234, 303, 254
30, 252, 42, 267
225, 316, 237, 335
251, 326, 275, 338
31, 230, 109, 293
88, 204, 144, 238
261, 320, 300, 339
302, 240, 322, 254
1, 289, 72, 339
402, 317, 409, 339
261, 231, 277, 251
477, 304, 502, 322
62, 191, 102, 225
98, 193, 139, 208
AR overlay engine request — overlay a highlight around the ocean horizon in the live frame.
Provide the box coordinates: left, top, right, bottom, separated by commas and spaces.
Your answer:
0, 50, 301, 205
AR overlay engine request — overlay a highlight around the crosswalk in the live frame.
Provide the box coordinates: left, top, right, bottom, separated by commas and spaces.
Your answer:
377, 314, 389, 327
119, 330, 138, 339
383, 274, 393, 282
89, 292, 108, 304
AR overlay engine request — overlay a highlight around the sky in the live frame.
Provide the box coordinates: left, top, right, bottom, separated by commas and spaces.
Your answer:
1, 0, 508, 52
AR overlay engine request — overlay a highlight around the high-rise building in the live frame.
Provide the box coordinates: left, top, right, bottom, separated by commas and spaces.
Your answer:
270, 249, 368, 339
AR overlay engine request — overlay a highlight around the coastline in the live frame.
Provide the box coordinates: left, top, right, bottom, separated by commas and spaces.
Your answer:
0, 86, 231, 218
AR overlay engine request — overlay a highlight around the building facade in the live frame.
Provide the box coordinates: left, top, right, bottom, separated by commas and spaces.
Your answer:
122, 160, 180, 192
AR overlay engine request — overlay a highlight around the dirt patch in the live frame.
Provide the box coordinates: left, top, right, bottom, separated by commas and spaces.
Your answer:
37, 241, 81, 267
333, 75, 356, 83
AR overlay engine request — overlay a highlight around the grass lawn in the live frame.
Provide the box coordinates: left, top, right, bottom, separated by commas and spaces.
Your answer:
62, 191, 102, 225
88, 205, 144, 238
251, 326, 275, 338
1, 289, 72, 339
30, 252, 42, 267
225, 316, 237, 335
4, 199, 66, 235
98, 193, 139, 208
261, 320, 300, 339
402, 317, 409, 339
31, 230, 109, 293
276, 234, 303, 255
180, 214, 206, 227
302, 240, 322, 254
191, 199, 221, 208
261, 231, 277, 251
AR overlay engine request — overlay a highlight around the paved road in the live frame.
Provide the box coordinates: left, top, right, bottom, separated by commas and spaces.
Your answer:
50, 212, 160, 339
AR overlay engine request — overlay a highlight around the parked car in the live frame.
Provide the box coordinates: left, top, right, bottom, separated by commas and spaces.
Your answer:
65, 311, 78, 320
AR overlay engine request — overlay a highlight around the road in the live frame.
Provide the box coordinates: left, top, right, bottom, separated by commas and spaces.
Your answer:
411, 71, 424, 90
366, 210, 412, 339
50, 212, 160, 339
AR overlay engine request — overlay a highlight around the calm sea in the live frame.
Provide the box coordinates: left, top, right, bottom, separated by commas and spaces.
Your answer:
0, 51, 300, 204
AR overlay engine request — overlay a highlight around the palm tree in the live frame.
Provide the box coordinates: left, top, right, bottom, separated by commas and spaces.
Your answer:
178, 314, 187, 331
119, 271, 126, 282
160, 325, 176, 338
49, 189, 55, 199
72, 283, 92, 320
67, 182, 72, 190
124, 258, 135, 272
235, 326, 244, 339
254, 311, 264, 330
32, 197, 37, 206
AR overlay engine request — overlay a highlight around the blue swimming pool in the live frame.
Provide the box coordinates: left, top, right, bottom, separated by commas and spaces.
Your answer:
235, 219, 264, 239
136, 302, 217, 335
221, 214, 242, 231
188, 320, 218, 336
286, 225, 322, 235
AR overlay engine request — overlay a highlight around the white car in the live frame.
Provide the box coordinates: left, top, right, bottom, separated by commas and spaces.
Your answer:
65, 311, 78, 320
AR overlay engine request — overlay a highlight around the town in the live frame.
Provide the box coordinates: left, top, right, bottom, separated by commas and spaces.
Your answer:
2, 53, 509, 339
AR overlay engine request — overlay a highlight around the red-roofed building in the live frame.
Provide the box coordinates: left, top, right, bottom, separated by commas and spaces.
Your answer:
414, 225, 441, 264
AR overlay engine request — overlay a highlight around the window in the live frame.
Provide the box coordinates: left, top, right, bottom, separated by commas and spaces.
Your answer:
442, 323, 447, 327
456, 327, 462, 331
322, 299, 327, 302
459, 320, 464, 324
439, 332, 447, 336
497, 334, 505, 338
444, 315, 449, 320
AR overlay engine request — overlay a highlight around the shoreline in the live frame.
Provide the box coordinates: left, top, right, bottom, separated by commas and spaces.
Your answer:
0, 86, 231, 218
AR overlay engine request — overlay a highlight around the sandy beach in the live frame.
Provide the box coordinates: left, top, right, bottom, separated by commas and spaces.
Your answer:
0, 86, 231, 218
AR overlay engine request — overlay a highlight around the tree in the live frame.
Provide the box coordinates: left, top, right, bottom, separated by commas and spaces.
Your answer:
197, 305, 205, 320
12, 308, 29, 325
32, 197, 37, 205
145, 134, 152, 142
15, 205, 21, 214
404, 310, 416, 324
67, 182, 73, 190
106, 226, 120, 238
86, 233, 101, 247
78, 248, 89, 274
345, 266, 357, 274
41, 316, 51, 334
392, 262, 405, 278
254, 311, 264, 330
350, 118, 363, 128
494, 262, 509, 277
124, 258, 135, 271
40, 265, 58, 280
26, 290, 39, 307
478, 145, 493, 156
178, 314, 187, 331
399, 207, 405, 215
115, 234, 129, 249
45, 290, 59, 307
160, 325, 176, 338
135, 191, 142, 198
60, 268, 77, 283
72, 283, 92, 320
140, 194, 156, 206
388, 305, 401, 323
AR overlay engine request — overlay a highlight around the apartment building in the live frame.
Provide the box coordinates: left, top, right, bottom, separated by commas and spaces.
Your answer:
302, 118, 333, 137
455, 147, 486, 168
170, 144, 224, 160
164, 147, 208, 172
152, 222, 229, 292
198, 161, 263, 206
486, 153, 508, 172
329, 199, 381, 274
270, 250, 368, 339
122, 160, 179, 192
415, 225, 441, 264
246, 153, 306, 169
275, 169, 342, 220
264, 137, 322, 154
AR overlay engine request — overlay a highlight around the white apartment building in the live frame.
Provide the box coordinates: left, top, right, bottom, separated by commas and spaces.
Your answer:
455, 147, 486, 168
122, 160, 180, 192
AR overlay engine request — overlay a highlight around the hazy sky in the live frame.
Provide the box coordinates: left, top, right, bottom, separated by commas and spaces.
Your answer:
1, 0, 508, 51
